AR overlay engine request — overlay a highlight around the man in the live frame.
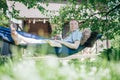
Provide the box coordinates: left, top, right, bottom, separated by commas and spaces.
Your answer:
10, 20, 83, 49
10, 20, 92, 57
56, 20, 83, 49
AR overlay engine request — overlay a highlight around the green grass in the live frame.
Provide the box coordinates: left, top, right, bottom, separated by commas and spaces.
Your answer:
0, 40, 120, 80
0, 56, 120, 80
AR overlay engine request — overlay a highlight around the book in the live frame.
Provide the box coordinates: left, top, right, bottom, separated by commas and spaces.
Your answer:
46, 40, 62, 47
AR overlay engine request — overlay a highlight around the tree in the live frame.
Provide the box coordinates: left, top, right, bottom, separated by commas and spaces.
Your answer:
0, 0, 120, 39
51, 0, 120, 40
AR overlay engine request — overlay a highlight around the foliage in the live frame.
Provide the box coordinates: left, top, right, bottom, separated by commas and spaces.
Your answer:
0, 13, 9, 27
50, 0, 120, 39
0, 0, 7, 13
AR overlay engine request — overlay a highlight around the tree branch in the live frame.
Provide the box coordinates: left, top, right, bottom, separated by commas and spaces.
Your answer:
105, 3, 120, 16
79, 3, 120, 24
79, 11, 106, 24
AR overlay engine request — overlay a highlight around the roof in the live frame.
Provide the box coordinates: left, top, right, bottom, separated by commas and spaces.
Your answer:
6, 1, 66, 18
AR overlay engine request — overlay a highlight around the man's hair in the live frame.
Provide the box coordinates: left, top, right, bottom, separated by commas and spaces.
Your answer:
84, 32, 98, 47
80, 28, 91, 45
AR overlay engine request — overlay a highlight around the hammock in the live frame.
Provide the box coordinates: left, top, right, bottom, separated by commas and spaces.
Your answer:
0, 26, 102, 57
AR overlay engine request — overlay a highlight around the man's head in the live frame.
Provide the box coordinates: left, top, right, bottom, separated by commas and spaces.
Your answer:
69, 20, 79, 31
80, 28, 91, 45
82, 28, 91, 37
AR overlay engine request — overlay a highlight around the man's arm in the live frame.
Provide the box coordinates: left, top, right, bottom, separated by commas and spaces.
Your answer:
56, 40, 80, 49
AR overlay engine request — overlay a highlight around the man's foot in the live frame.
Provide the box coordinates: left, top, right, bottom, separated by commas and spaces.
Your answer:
10, 22, 19, 45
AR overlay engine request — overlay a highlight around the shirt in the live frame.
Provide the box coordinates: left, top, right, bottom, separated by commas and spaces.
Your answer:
63, 29, 82, 43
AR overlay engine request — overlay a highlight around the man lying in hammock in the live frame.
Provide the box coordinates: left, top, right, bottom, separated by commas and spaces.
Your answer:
10, 20, 98, 57
11, 20, 85, 47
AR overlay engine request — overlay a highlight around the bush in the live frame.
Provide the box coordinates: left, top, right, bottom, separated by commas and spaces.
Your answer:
100, 35, 120, 61
100, 47, 120, 61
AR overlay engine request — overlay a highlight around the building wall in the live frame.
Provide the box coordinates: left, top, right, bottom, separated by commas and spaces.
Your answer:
24, 21, 52, 38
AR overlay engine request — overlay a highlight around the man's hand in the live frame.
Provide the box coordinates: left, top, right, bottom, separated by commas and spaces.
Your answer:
55, 40, 80, 49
